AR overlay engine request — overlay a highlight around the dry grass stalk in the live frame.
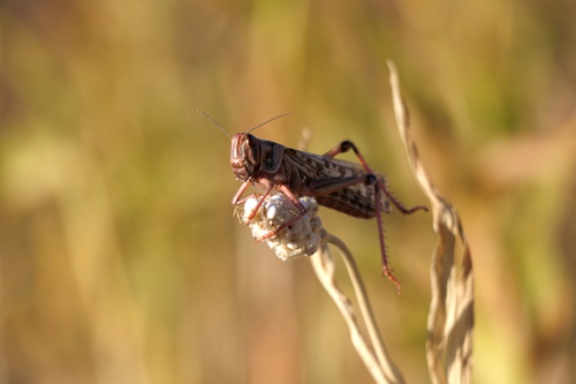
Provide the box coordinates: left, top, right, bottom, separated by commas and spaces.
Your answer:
387, 61, 474, 384
310, 235, 405, 384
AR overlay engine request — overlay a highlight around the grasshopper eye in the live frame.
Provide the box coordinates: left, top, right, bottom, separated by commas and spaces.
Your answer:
242, 134, 259, 165
245, 134, 256, 151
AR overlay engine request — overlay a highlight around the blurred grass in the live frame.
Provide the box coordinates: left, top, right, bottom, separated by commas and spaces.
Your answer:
1, 0, 575, 383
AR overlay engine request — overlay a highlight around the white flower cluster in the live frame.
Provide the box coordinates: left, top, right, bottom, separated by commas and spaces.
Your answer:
241, 194, 325, 261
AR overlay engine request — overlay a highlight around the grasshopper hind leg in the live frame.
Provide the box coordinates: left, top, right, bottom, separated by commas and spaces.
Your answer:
324, 139, 426, 293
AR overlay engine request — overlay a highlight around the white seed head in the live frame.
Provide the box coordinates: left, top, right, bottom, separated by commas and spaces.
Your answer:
239, 194, 325, 261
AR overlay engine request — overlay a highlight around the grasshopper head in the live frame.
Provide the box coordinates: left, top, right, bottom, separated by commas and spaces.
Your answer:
230, 133, 259, 181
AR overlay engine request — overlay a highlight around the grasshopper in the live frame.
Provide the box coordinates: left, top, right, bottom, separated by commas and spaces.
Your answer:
200, 111, 426, 293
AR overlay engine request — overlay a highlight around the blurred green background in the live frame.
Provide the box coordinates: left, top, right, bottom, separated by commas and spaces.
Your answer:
1, 0, 575, 383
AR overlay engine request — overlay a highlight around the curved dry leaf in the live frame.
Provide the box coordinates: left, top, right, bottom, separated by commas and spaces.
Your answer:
387, 61, 474, 384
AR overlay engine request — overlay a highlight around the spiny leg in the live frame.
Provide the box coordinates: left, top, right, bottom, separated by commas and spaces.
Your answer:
373, 179, 402, 294
325, 140, 426, 292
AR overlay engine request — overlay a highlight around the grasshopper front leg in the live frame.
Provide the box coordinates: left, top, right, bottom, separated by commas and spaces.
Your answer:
252, 185, 308, 242
232, 180, 308, 242
232, 180, 275, 225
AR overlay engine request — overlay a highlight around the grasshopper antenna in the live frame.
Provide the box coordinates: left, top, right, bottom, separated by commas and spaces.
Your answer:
197, 110, 231, 139
245, 112, 293, 136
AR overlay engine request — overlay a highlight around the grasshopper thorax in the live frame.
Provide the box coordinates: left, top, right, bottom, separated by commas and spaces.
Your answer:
230, 133, 260, 181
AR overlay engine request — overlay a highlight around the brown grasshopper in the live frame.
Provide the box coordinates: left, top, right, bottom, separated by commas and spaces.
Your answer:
200, 111, 426, 293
